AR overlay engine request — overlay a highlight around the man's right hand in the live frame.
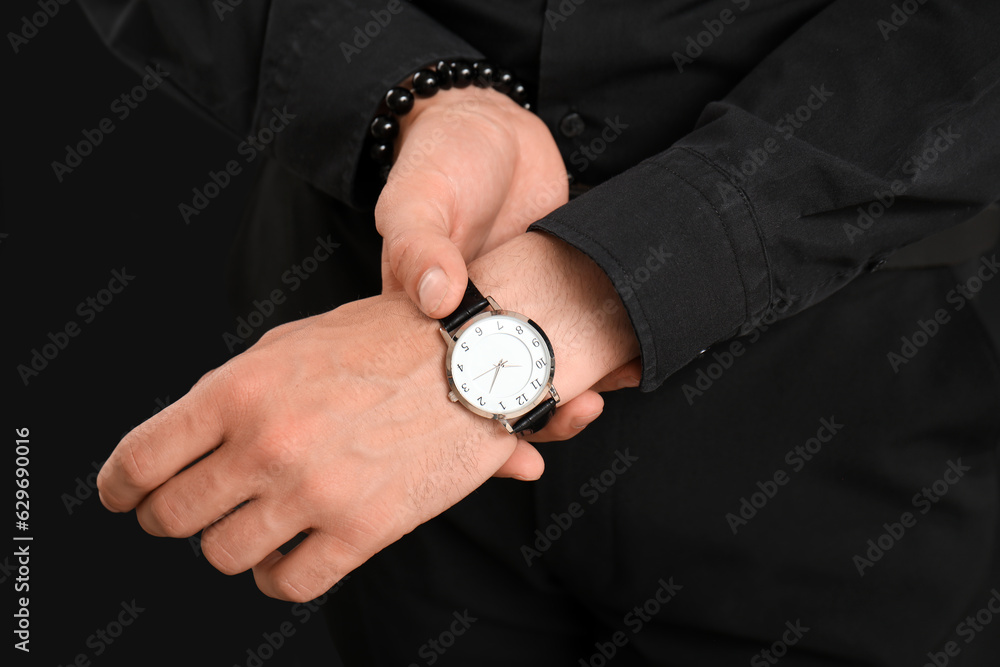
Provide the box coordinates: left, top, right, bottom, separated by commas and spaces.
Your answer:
374, 82, 640, 460
376, 83, 569, 317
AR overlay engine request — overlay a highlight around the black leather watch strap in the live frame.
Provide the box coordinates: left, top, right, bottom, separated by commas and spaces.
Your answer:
510, 397, 557, 435
439, 279, 491, 334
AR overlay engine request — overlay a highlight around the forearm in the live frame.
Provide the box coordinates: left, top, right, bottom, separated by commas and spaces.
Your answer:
467, 231, 640, 400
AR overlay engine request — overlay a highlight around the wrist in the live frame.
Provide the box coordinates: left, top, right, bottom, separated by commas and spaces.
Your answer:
466, 231, 640, 400
370, 60, 530, 176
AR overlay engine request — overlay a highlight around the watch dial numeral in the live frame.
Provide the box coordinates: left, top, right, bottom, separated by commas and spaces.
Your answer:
497, 321, 503, 330
516, 325, 523, 334
532, 338, 540, 347
531, 379, 543, 390
516, 393, 527, 406
461, 383, 469, 393
461, 342, 469, 352
498, 401, 506, 410
457, 363, 464, 372
535, 359, 545, 369
477, 396, 486, 406
475, 326, 483, 336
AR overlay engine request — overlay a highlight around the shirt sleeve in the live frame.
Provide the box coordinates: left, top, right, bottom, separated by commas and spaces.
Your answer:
76, 0, 484, 205
529, 0, 1000, 391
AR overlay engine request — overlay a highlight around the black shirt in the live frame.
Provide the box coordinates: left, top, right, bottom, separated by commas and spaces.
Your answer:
78, 0, 1000, 390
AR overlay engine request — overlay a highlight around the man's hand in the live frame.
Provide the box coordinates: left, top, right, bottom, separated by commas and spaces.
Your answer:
376, 85, 568, 316
99, 292, 511, 602
375, 84, 639, 457
97, 232, 639, 603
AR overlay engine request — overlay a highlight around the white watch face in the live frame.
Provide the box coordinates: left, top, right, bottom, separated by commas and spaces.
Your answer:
448, 312, 553, 418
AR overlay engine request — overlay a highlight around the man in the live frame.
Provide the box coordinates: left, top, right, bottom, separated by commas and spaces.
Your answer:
82, 1, 1000, 663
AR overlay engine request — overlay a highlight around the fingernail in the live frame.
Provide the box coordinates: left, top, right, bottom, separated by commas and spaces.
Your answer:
571, 410, 603, 429
418, 267, 448, 315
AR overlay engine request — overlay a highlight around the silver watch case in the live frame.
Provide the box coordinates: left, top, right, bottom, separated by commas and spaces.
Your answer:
440, 298, 559, 432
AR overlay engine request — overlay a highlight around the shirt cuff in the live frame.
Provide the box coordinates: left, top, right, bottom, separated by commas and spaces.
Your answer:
530, 147, 771, 391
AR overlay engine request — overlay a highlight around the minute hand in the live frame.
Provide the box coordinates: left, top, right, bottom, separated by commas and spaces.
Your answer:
472, 362, 501, 381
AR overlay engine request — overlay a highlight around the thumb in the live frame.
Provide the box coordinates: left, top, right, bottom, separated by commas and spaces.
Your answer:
382, 227, 468, 317
376, 193, 469, 319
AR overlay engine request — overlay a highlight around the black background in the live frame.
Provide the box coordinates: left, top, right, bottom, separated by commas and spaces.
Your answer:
4, 1, 342, 665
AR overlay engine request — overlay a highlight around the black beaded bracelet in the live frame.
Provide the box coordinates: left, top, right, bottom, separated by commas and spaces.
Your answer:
368, 59, 530, 181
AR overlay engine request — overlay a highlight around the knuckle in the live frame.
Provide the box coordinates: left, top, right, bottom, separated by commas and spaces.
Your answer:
251, 427, 301, 476
201, 531, 246, 576
214, 361, 267, 423
117, 433, 153, 489
96, 473, 131, 511
271, 576, 321, 603
144, 493, 190, 538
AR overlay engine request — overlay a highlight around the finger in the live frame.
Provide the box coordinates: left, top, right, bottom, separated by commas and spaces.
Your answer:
590, 358, 642, 394
492, 440, 545, 480
382, 224, 469, 318
133, 446, 252, 539
198, 499, 304, 576
375, 179, 469, 318
526, 390, 605, 443
252, 530, 361, 603
97, 376, 227, 513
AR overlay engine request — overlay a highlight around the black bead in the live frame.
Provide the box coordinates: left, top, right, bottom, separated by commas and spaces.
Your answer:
369, 115, 399, 141
412, 69, 440, 97
384, 87, 414, 114
370, 142, 393, 165
509, 83, 529, 106
450, 60, 474, 88
472, 61, 495, 88
435, 60, 454, 90
492, 69, 514, 95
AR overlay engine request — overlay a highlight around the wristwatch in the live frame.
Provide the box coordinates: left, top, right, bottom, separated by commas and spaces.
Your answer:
439, 280, 560, 435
